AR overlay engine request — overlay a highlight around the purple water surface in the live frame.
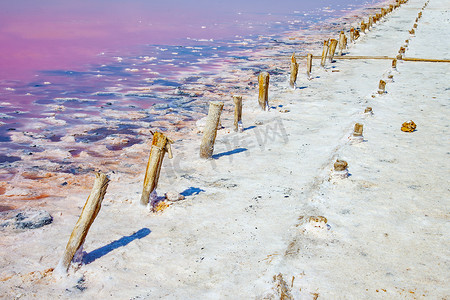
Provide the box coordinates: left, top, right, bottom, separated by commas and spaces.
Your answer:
0, 0, 384, 167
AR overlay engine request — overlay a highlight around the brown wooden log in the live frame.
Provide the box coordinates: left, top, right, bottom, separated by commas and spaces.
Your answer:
258, 72, 270, 110
320, 40, 329, 67
200, 101, 224, 158
289, 53, 299, 88
378, 80, 386, 94
57, 172, 110, 273
328, 39, 338, 62
403, 57, 450, 63
338, 31, 346, 55
353, 123, 364, 136
141, 132, 173, 205
306, 53, 313, 77
233, 96, 243, 132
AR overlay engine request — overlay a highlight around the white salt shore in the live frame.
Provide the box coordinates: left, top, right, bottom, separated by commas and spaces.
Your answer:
1, 0, 449, 298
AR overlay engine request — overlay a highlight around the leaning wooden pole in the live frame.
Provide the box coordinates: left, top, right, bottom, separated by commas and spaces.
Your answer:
258, 72, 270, 110
321, 40, 329, 67
233, 96, 243, 132
56, 172, 110, 273
200, 101, 224, 158
140, 132, 173, 206
289, 53, 299, 88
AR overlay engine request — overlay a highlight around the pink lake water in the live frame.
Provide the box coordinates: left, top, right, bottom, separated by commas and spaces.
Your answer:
0, 0, 384, 169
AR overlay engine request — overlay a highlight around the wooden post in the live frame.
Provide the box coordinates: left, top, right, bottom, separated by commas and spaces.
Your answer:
409, 29, 415, 35
200, 101, 224, 158
334, 159, 348, 171
56, 173, 110, 273
353, 123, 363, 136
354, 29, 360, 40
396, 54, 402, 60
368, 16, 373, 29
378, 80, 386, 94
392, 58, 397, 69
306, 53, 313, 78
289, 53, 299, 88
233, 96, 243, 132
328, 39, 338, 62
320, 40, 329, 67
258, 72, 270, 110
413, 23, 417, 29
141, 132, 173, 205
364, 107, 373, 113
360, 21, 366, 34
350, 28, 355, 43
338, 31, 346, 55
399, 47, 405, 54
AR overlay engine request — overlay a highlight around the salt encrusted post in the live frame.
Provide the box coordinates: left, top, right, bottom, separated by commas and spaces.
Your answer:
140, 131, 173, 205
353, 123, 363, 136
368, 16, 373, 29
306, 53, 313, 78
200, 101, 224, 158
350, 28, 355, 43
258, 72, 270, 110
289, 53, 299, 88
392, 58, 397, 69
328, 39, 338, 62
354, 29, 360, 40
378, 80, 386, 94
57, 172, 110, 273
320, 40, 329, 67
360, 21, 366, 34
233, 96, 243, 132
338, 31, 346, 55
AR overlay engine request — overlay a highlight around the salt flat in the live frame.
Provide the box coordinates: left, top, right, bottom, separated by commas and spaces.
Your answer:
0, 0, 448, 298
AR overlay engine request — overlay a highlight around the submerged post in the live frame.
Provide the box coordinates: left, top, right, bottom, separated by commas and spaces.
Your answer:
233, 95, 243, 132
140, 132, 173, 205
328, 39, 338, 62
57, 172, 110, 273
200, 101, 224, 158
306, 53, 313, 78
258, 72, 270, 110
289, 53, 299, 88
321, 40, 329, 67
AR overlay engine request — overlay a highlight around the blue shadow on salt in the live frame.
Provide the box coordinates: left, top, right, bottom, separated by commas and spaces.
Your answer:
212, 147, 247, 159
83, 228, 151, 265
181, 187, 205, 197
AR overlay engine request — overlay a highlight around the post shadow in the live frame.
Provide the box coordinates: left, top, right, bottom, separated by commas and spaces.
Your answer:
180, 187, 206, 197
212, 147, 247, 159
82, 228, 151, 264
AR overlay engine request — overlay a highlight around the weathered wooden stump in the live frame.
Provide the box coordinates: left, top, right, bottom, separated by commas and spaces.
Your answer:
350, 28, 355, 43
392, 58, 397, 69
320, 40, 329, 67
56, 172, 110, 273
141, 132, 173, 205
328, 39, 338, 62
364, 107, 373, 114
338, 31, 347, 55
258, 72, 270, 111
378, 80, 386, 94
233, 95, 243, 132
360, 21, 366, 33
200, 101, 224, 158
353, 123, 364, 136
289, 53, 299, 88
306, 53, 313, 78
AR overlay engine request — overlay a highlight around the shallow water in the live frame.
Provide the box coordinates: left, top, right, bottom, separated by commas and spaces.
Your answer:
0, 0, 384, 173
